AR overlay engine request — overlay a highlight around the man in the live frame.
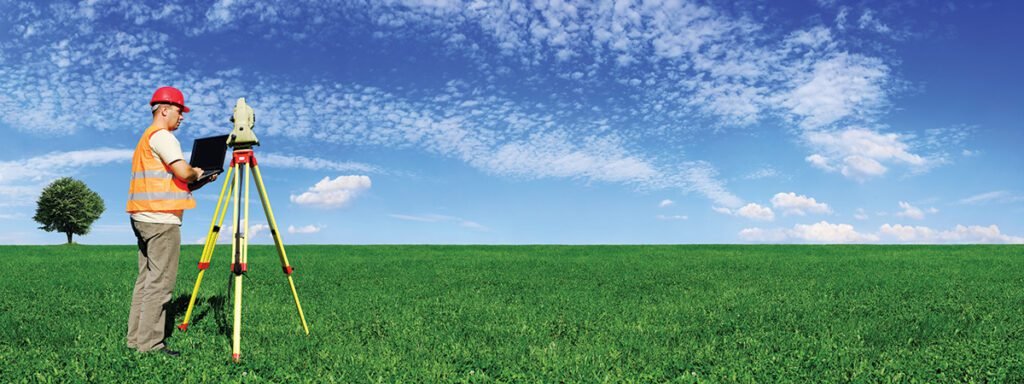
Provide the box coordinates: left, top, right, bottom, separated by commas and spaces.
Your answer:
125, 86, 213, 356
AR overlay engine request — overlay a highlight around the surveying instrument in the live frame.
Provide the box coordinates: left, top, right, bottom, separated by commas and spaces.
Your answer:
177, 98, 309, 362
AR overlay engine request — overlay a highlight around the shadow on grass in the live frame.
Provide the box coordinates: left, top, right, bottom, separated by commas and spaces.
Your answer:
165, 294, 192, 339
167, 273, 234, 347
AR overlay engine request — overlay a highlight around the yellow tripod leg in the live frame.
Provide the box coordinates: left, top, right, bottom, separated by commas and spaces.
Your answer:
201, 165, 236, 268
242, 160, 251, 273
231, 272, 243, 362
231, 162, 245, 362
179, 165, 235, 331
252, 165, 310, 335
233, 162, 254, 362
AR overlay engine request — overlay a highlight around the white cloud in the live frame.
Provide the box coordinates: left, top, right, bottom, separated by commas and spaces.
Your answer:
0, 185, 41, 208
803, 127, 927, 181
659, 199, 674, 208
896, 201, 925, 220
805, 154, 834, 172
738, 227, 789, 242
741, 222, 1024, 244
288, 224, 322, 234
656, 215, 688, 221
959, 191, 1024, 205
389, 214, 447, 223
191, 0, 288, 35
460, 220, 488, 231
791, 221, 879, 243
712, 206, 733, 215
736, 203, 774, 221
743, 167, 780, 180
674, 162, 744, 208
879, 224, 1024, 244
770, 192, 831, 216
858, 9, 891, 34
854, 208, 869, 220
124, 4, 183, 25
0, 148, 134, 206
260, 153, 381, 174
684, 81, 768, 127
480, 132, 657, 183
780, 53, 889, 129
840, 155, 887, 180
806, 128, 923, 165
785, 26, 834, 49
835, 7, 849, 30
921, 125, 975, 154
249, 223, 271, 238
289, 175, 371, 208
0, 148, 133, 184
879, 223, 934, 242
205, 0, 237, 24
740, 221, 878, 243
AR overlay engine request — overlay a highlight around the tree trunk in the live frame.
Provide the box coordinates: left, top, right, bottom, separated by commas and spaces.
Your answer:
66, 231, 73, 244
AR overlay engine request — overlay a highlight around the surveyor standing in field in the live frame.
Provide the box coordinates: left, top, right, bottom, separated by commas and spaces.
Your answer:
125, 86, 213, 356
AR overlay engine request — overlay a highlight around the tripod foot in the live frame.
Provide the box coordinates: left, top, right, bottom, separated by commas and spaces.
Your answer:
232, 353, 240, 363
177, 323, 189, 332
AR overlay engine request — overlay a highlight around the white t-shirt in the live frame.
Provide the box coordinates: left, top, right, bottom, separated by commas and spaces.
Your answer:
130, 130, 186, 225
149, 130, 185, 165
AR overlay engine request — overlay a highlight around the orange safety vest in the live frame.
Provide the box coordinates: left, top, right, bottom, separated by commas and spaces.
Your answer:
126, 125, 196, 212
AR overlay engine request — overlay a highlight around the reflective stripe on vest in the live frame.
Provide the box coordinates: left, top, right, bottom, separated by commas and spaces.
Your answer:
130, 170, 174, 180
128, 191, 193, 201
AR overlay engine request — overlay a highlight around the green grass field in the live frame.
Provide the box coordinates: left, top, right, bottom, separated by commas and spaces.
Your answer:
1, 244, 1022, 382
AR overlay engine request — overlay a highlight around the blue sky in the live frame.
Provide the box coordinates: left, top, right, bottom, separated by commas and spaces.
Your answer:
1, 0, 1021, 245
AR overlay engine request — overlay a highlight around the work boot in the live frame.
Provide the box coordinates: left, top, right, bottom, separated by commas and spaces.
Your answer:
157, 348, 181, 357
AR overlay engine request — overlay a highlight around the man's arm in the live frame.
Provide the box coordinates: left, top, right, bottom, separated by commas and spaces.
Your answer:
168, 159, 204, 182
150, 130, 203, 183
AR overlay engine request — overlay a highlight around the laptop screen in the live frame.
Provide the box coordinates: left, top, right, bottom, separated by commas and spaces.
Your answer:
189, 134, 230, 171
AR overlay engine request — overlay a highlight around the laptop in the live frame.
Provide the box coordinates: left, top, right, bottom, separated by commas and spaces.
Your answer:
187, 134, 229, 191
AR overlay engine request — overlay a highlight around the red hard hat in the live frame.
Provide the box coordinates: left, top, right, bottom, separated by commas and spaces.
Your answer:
150, 86, 190, 112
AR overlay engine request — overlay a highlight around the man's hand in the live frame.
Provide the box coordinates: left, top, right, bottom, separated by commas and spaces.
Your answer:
168, 160, 203, 182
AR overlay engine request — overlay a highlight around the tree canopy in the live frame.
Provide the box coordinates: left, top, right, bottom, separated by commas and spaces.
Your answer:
33, 177, 105, 244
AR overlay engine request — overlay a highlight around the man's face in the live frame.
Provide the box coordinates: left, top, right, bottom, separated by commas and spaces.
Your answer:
165, 105, 184, 130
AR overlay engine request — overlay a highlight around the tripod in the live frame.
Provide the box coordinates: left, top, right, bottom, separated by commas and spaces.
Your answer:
177, 148, 309, 362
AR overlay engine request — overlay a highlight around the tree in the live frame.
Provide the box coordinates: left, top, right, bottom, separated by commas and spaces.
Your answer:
33, 177, 105, 244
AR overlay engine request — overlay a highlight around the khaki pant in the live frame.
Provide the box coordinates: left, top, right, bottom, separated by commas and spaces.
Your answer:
126, 220, 181, 352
